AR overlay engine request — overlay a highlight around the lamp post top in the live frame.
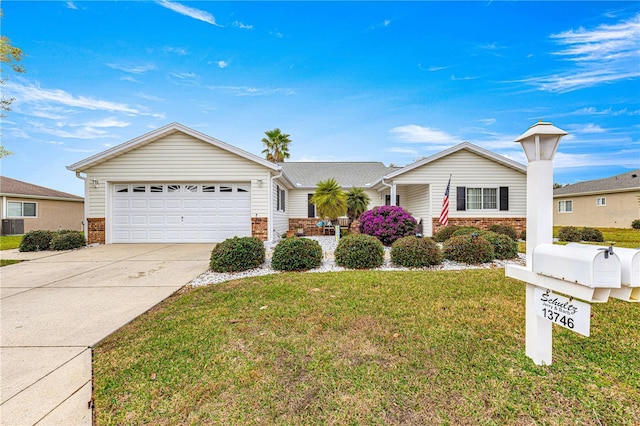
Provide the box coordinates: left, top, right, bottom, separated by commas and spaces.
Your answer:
515, 120, 568, 143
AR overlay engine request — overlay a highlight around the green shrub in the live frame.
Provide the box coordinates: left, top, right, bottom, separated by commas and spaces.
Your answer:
581, 227, 604, 242
481, 231, 518, 260
271, 238, 323, 271
335, 234, 384, 269
210, 237, 265, 273
488, 224, 519, 241
391, 236, 442, 268
49, 231, 86, 250
432, 225, 460, 242
443, 234, 495, 264
558, 226, 582, 242
452, 226, 482, 237
19, 230, 56, 252
520, 230, 526, 241
632, 219, 640, 230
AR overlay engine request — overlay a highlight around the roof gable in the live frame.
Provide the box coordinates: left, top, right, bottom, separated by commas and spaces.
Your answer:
67, 122, 280, 172
385, 142, 526, 179
554, 169, 640, 197
0, 176, 83, 201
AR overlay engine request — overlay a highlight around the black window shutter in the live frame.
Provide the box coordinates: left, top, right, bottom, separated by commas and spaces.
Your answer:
385, 195, 390, 205
499, 187, 509, 211
396, 195, 400, 206
308, 194, 315, 218
456, 186, 466, 211
276, 185, 281, 211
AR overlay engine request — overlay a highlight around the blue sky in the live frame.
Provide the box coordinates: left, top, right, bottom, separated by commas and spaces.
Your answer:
2, 1, 639, 196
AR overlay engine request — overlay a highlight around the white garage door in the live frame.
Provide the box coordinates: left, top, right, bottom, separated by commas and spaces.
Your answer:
112, 183, 251, 243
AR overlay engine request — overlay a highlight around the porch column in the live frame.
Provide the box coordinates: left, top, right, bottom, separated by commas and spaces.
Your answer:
390, 183, 397, 206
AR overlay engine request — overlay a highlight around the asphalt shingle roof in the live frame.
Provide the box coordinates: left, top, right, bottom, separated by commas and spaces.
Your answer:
554, 169, 640, 196
279, 162, 399, 188
0, 176, 83, 200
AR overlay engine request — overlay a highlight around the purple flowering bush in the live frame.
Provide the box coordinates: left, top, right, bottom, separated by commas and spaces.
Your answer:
358, 205, 418, 246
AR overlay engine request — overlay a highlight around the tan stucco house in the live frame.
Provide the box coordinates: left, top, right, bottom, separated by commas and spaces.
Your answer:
0, 176, 84, 235
67, 122, 527, 244
554, 169, 640, 229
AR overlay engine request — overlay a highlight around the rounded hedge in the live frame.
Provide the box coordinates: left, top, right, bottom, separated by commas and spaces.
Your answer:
632, 219, 640, 230
271, 237, 323, 271
558, 226, 582, 242
335, 234, 384, 269
49, 231, 86, 251
19, 230, 56, 252
452, 227, 482, 237
210, 236, 265, 273
391, 236, 442, 268
443, 234, 495, 264
432, 225, 461, 242
581, 227, 604, 242
488, 224, 519, 241
358, 205, 417, 246
481, 231, 518, 260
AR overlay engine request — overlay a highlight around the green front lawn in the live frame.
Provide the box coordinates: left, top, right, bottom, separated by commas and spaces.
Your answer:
0, 235, 22, 250
94, 269, 639, 425
0, 259, 22, 267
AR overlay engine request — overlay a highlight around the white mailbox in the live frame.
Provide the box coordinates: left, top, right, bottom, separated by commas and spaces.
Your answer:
532, 243, 621, 288
568, 244, 639, 287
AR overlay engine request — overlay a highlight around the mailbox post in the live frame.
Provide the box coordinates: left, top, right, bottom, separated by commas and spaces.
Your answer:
513, 121, 567, 365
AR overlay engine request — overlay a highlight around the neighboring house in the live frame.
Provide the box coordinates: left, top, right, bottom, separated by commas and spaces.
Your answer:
0, 176, 84, 235
553, 169, 640, 229
67, 122, 527, 244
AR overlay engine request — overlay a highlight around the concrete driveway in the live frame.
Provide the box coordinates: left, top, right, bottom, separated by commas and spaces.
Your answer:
0, 244, 212, 425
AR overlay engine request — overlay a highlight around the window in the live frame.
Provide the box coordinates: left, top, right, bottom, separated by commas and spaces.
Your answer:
237, 185, 250, 193
384, 195, 400, 206
7, 201, 37, 217
167, 185, 181, 193
466, 188, 497, 210
150, 185, 164, 193
115, 184, 128, 193
184, 184, 197, 193
308, 194, 316, 218
132, 185, 146, 193
597, 197, 606, 206
202, 185, 216, 193
558, 200, 573, 213
219, 185, 232, 193
276, 185, 285, 211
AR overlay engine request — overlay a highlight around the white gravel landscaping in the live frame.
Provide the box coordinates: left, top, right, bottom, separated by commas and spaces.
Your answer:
189, 236, 526, 288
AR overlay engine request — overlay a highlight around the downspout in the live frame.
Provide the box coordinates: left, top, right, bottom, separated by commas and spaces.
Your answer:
268, 168, 283, 242
75, 172, 89, 238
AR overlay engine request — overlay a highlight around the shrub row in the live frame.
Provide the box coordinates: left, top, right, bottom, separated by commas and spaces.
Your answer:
19, 230, 86, 252
557, 226, 604, 242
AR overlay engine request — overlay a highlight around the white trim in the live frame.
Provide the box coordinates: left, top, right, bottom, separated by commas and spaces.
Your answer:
7, 200, 38, 218
558, 199, 573, 213
67, 122, 281, 173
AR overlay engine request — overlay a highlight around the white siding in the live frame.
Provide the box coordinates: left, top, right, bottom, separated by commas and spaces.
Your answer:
402, 184, 431, 235
83, 132, 272, 217
392, 150, 526, 218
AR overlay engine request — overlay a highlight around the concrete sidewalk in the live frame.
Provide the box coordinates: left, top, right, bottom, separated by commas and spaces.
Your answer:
0, 244, 212, 425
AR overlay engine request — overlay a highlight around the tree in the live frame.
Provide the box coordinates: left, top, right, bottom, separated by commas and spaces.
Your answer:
1, 9, 25, 158
310, 178, 347, 222
346, 187, 371, 226
261, 128, 291, 162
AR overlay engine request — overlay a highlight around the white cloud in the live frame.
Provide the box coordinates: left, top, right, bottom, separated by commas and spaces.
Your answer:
233, 21, 253, 30
425, 65, 452, 72
389, 125, 463, 144
387, 147, 418, 156
156, 0, 220, 26
217, 60, 228, 69
164, 46, 189, 56
106, 63, 155, 74
208, 85, 296, 96
65, 2, 78, 10
523, 13, 640, 92
6, 81, 140, 114
479, 118, 496, 126
575, 123, 606, 134
74, 118, 131, 128
554, 149, 640, 169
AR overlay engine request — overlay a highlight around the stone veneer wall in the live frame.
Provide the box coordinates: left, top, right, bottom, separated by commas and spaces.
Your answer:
87, 217, 106, 244
252, 217, 269, 241
431, 217, 526, 236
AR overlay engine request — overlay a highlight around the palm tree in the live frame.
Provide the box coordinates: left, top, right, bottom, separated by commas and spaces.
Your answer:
310, 178, 347, 222
261, 128, 291, 162
346, 187, 370, 226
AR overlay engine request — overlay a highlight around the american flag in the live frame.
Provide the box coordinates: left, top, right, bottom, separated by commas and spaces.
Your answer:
439, 175, 451, 226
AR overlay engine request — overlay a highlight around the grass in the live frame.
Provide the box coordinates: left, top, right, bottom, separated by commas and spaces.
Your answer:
0, 235, 22, 250
94, 269, 639, 425
0, 259, 22, 267
553, 227, 640, 249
